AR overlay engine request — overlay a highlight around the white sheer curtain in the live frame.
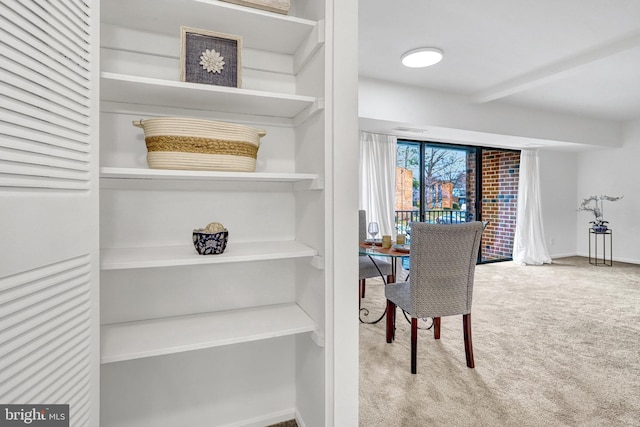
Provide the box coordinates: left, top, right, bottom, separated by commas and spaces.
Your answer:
513, 149, 551, 265
359, 131, 397, 236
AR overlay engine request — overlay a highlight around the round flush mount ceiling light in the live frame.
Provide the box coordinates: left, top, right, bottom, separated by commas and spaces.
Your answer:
401, 48, 444, 68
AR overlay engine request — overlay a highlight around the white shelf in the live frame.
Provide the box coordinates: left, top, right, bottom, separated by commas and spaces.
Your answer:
101, 0, 317, 55
100, 167, 319, 184
101, 72, 317, 118
101, 302, 315, 363
101, 240, 318, 270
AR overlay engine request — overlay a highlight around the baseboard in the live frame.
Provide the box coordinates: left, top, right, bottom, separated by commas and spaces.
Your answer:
220, 408, 297, 427
611, 256, 640, 265
573, 252, 640, 265
295, 409, 307, 427
550, 252, 578, 259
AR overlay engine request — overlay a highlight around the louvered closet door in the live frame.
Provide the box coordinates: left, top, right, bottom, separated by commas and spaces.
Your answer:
0, 0, 99, 426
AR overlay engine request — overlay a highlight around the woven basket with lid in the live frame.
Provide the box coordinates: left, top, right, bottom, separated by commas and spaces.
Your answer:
133, 117, 266, 172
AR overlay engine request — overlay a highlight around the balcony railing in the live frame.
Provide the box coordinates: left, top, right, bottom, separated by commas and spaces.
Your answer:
395, 209, 468, 234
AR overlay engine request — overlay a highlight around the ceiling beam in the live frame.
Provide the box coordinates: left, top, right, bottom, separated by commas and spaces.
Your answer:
471, 32, 640, 104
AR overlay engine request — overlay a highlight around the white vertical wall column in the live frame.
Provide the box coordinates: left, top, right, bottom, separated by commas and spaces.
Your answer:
325, 0, 359, 425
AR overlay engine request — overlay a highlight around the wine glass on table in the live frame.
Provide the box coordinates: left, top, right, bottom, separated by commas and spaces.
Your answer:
367, 222, 379, 247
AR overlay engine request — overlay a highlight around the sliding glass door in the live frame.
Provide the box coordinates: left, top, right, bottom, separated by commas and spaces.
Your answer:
396, 140, 520, 263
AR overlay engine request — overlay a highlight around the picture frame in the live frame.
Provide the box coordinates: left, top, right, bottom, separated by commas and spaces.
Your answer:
180, 26, 242, 88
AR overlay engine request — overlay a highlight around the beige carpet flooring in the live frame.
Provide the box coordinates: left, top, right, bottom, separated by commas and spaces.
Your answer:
359, 256, 640, 427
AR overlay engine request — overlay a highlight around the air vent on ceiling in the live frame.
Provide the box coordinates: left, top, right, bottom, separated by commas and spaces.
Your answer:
393, 127, 428, 133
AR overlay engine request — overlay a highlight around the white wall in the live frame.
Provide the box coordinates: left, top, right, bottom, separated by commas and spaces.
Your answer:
576, 119, 640, 264
359, 77, 621, 148
538, 150, 578, 258
326, 1, 361, 425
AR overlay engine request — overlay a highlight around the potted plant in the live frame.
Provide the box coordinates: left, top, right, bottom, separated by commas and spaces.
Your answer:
578, 195, 623, 232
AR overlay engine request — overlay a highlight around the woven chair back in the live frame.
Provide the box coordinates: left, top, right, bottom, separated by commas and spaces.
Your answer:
359, 210, 367, 242
409, 222, 484, 318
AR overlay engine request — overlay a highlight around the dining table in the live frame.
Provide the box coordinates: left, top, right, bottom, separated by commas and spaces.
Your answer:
359, 241, 410, 324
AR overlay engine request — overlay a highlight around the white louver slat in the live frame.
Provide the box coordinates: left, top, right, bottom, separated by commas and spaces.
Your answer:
0, 0, 91, 191
0, 0, 98, 426
0, 257, 92, 401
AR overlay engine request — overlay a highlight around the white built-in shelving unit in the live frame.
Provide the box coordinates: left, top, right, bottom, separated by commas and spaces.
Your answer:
100, 166, 320, 184
98, 0, 329, 425
100, 240, 318, 270
100, 0, 318, 54
101, 302, 315, 364
100, 72, 318, 118
1, 0, 357, 424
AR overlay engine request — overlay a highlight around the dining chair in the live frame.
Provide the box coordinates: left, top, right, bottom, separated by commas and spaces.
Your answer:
385, 221, 484, 374
359, 210, 392, 297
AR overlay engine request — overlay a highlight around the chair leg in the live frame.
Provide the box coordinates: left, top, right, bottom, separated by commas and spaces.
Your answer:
386, 274, 394, 284
463, 313, 474, 368
411, 318, 418, 374
360, 279, 366, 298
433, 317, 441, 339
386, 300, 396, 343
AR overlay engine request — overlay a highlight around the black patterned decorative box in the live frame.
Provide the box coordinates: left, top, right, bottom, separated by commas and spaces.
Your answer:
193, 230, 229, 255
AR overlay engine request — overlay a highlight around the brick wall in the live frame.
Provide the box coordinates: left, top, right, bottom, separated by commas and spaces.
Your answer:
481, 150, 520, 261
395, 167, 413, 211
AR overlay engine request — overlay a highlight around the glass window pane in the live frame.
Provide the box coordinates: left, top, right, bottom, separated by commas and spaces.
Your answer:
424, 145, 468, 224
396, 143, 420, 233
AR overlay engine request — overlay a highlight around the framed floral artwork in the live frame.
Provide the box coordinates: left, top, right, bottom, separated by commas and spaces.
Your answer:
180, 26, 242, 88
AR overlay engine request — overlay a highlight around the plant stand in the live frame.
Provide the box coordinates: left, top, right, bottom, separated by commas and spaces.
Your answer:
588, 228, 612, 266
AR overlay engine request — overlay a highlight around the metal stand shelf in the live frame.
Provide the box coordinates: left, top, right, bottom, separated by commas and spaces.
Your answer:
588, 228, 612, 266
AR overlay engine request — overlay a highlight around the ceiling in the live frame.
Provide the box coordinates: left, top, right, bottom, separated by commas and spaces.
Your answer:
358, 1, 640, 147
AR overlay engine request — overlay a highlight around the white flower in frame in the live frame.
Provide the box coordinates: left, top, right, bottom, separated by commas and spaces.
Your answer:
199, 49, 225, 74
